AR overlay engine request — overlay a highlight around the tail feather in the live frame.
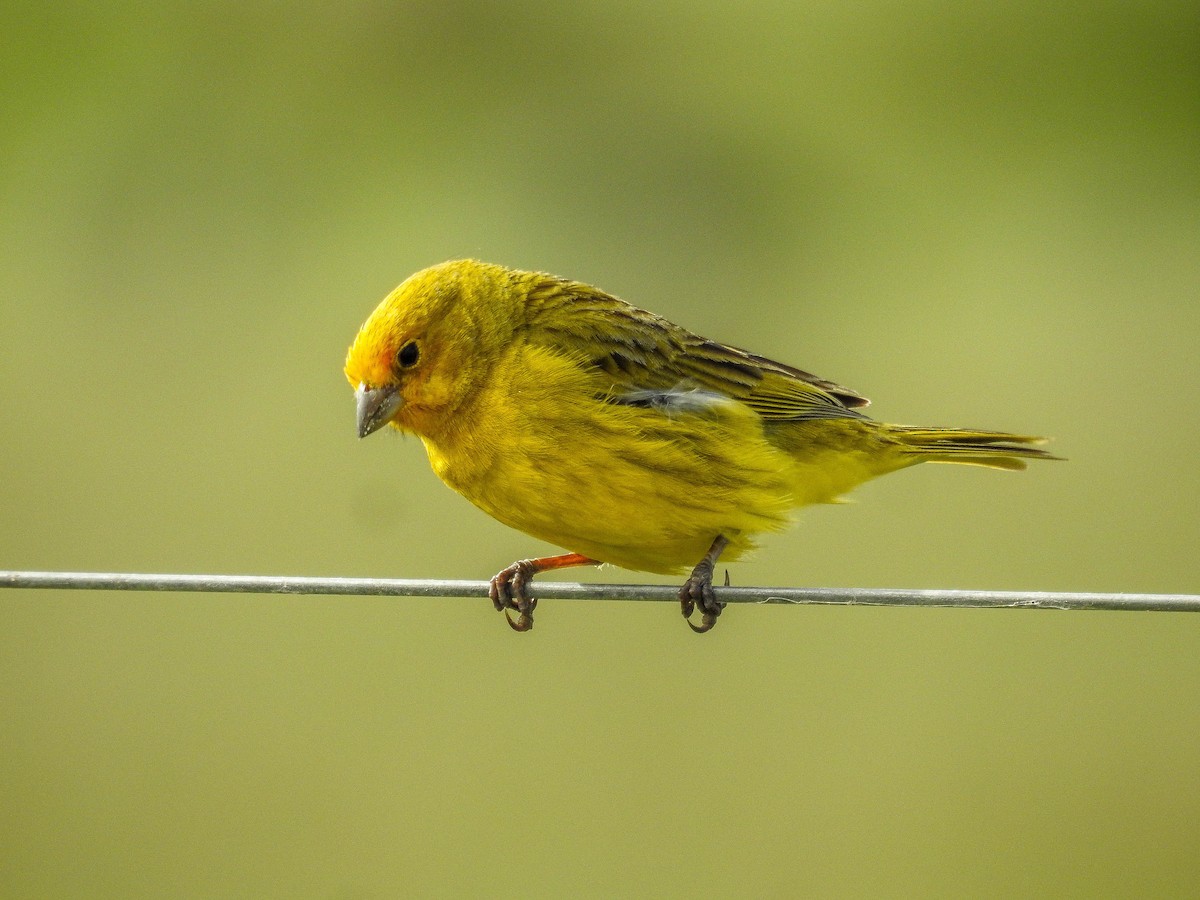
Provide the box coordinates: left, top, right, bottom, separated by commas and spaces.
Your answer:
887, 425, 1061, 471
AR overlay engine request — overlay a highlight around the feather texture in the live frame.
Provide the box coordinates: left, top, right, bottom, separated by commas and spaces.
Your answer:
344, 259, 1059, 577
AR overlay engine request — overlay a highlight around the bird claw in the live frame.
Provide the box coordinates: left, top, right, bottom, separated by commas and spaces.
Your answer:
679, 564, 729, 634
489, 559, 539, 632
504, 608, 535, 632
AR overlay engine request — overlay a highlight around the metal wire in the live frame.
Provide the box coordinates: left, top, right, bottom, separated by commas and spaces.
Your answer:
1, 570, 1196, 612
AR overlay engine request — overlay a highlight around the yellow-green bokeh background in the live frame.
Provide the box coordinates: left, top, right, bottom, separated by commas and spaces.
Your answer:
3, 3, 1198, 896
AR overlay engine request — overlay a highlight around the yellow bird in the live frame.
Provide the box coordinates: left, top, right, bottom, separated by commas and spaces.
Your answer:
345, 260, 1056, 633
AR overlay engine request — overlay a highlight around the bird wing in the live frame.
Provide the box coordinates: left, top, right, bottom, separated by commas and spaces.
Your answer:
523, 277, 870, 421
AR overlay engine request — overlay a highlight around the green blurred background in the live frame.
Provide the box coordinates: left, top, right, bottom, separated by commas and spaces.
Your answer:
2, 2, 1197, 897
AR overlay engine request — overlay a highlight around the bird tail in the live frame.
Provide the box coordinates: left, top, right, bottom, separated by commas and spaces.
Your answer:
886, 425, 1061, 471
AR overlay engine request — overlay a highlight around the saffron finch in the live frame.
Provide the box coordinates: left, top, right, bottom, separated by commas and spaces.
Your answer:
345, 260, 1056, 633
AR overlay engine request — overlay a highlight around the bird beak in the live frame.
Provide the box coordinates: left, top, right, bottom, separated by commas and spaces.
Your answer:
355, 384, 402, 438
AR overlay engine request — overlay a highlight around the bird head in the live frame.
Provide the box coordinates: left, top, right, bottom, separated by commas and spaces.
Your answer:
344, 260, 517, 439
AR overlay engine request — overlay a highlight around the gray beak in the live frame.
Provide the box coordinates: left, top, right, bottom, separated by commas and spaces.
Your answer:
355, 384, 402, 438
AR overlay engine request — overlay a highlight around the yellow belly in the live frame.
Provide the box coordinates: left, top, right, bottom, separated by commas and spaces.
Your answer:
419, 347, 891, 574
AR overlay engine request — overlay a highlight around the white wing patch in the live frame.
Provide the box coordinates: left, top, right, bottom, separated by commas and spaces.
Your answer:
614, 384, 733, 416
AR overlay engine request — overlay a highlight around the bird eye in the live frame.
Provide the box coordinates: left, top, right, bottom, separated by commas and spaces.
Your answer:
396, 341, 420, 368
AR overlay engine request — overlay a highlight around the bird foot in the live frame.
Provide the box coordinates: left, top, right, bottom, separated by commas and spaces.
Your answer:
486, 553, 599, 633
489, 559, 539, 632
679, 565, 730, 633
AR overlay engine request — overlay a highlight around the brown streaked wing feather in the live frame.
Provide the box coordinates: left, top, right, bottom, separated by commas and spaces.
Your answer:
522, 274, 870, 421
733, 348, 870, 409
672, 335, 868, 420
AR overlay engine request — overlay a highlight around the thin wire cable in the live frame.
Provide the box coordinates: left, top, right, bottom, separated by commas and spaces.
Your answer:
1, 570, 1196, 612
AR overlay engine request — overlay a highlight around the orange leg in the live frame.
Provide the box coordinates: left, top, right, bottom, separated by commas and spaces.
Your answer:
489, 553, 599, 632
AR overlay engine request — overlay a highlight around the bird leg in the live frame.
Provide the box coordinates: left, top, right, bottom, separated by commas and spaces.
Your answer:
679, 535, 730, 633
488, 553, 598, 632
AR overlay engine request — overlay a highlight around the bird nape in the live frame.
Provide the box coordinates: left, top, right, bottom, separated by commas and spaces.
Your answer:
345, 259, 1059, 634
